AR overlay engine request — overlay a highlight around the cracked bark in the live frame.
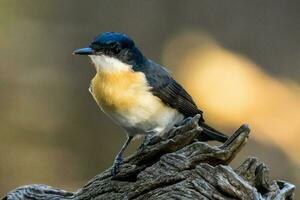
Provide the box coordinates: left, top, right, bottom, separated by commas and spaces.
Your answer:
2, 115, 295, 200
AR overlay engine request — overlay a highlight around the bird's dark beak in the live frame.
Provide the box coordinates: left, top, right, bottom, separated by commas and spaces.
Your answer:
73, 47, 94, 55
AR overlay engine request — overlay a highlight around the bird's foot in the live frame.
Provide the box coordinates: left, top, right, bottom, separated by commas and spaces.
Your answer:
111, 155, 124, 176
175, 117, 193, 127
139, 133, 161, 152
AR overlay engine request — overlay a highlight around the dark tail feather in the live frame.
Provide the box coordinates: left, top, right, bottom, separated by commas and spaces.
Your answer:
199, 122, 228, 143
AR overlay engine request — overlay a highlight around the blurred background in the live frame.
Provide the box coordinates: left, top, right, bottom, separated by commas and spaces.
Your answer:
0, 0, 299, 195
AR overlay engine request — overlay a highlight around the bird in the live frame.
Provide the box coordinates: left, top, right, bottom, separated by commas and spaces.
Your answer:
73, 32, 228, 176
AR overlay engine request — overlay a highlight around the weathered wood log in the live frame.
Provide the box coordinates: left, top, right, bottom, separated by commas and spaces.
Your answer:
2, 115, 295, 200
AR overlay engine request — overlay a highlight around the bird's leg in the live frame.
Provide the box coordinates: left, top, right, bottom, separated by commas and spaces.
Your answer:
139, 130, 161, 152
111, 135, 133, 176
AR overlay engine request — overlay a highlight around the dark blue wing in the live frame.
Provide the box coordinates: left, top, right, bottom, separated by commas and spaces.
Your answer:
137, 60, 204, 122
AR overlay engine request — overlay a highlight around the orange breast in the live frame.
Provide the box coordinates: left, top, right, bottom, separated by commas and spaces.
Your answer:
90, 70, 149, 112
90, 69, 184, 134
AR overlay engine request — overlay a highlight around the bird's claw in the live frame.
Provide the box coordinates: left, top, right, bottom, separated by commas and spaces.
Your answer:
175, 117, 193, 127
139, 134, 161, 152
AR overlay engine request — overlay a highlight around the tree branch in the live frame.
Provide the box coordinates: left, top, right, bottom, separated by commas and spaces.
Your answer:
2, 115, 295, 200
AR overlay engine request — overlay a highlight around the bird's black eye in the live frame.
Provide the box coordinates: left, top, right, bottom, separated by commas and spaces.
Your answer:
111, 43, 121, 54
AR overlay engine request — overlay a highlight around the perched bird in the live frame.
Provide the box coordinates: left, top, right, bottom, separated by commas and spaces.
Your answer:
73, 32, 228, 175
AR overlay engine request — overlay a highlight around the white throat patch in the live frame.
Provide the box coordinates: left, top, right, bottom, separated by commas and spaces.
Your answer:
89, 55, 132, 72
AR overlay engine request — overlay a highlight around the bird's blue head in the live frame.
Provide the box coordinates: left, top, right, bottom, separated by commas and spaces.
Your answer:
74, 32, 145, 67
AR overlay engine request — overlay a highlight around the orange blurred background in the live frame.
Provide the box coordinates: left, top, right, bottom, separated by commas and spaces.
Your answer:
0, 0, 299, 195
164, 31, 300, 163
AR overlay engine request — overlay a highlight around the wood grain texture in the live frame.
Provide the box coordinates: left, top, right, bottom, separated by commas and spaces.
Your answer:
2, 115, 295, 200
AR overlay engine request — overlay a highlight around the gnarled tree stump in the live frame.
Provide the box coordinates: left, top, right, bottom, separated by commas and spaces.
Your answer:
2, 115, 295, 200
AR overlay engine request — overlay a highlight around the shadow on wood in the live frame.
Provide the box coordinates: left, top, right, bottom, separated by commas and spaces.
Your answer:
2, 115, 295, 199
